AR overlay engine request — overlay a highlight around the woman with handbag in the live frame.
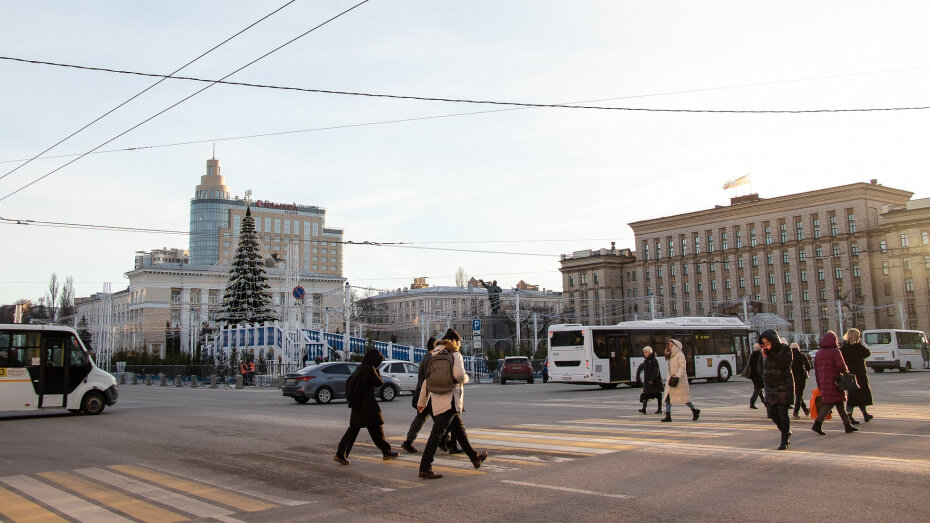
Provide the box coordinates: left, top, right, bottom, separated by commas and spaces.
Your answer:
812, 331, 858, 435
759, 330, 794, 450
638, 346, 664, 414
841, 328, 874, 424
661, 339, 700, 422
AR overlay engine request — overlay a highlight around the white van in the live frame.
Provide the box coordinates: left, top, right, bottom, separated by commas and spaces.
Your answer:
0, 324, 118, 414
862, 329, 930, 373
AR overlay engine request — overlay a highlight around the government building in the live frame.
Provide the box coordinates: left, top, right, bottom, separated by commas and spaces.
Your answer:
560, 181, 930, 340
75, 157, 347, 357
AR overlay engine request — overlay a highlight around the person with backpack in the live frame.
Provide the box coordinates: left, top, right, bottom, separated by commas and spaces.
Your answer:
416, 328, 488, 479
334, 348, 400, 465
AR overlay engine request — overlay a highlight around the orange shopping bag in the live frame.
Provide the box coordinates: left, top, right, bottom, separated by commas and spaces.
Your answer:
809, 388, 832, 420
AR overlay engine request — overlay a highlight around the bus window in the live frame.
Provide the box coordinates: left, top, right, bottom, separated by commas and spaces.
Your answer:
896, 332, 923, 350
593, 335, 610, 359
693, 333, 710, 355
551, 331, 584, 347
70, 337, 88, 366
711, 331, 734, 354
47, 339, 66, 367
865, 332, 892, 345
631, 332, 660, 356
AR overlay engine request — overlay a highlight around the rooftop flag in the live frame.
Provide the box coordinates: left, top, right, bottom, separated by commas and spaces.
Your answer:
723, 174, 751, 190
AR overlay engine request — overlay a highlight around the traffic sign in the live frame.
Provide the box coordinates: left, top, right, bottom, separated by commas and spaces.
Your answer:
292, 286, 305, 300
472, 319, 481, 332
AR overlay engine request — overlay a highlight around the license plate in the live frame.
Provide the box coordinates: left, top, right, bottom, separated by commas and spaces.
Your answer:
285, 379, 295, 384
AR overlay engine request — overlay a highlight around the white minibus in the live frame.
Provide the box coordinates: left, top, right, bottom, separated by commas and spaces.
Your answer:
862, 329, 929, 372
0, 324, 118, 414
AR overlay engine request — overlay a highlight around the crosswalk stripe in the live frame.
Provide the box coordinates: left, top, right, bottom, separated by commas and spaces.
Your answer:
108, 464, 277, 513
471, 443, 595, 456
515, 423, 728, 437
0, 484, 69, 522
351, 455, 482, 475
566, 419, 768, 431
471, 428, 680, 447
141, 462, 310, 507
75, 467, 239, 520
466, 435, 628, 454
0, 475, 131, 522
38, 471, 187, 523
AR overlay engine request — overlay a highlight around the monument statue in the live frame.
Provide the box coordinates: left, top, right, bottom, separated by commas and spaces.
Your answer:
479, 279, 503, 314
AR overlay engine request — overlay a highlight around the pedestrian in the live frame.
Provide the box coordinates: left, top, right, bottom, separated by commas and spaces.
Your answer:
758, 330, 795, 450
790, 342, 812, 418
542, 358, 549, 383
417, 328, 488, 479
661, 339, 700, 422
400, 337, 437, 453
747, 342, 765, 409
638, 346, 663, 414
812, 331, 858, 436
841, 328, 874, 423
334, 348, 399, 465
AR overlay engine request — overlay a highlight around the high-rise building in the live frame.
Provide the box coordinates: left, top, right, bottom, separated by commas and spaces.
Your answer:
189, 156, 344, 275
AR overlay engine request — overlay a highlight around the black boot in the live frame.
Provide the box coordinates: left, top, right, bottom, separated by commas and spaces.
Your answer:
845, 423, 858, 433
778, 432, 790, 450
812, 420, 826, 435
848, 413, 860, 425
638, 402, 647, 414
863, 412, 873, 422
661, 413, 672, 422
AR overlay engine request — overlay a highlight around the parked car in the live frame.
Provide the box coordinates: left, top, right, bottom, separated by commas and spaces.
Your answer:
378, 360, 419, 399
500, 356, 534, 384
282, 362, 402, 404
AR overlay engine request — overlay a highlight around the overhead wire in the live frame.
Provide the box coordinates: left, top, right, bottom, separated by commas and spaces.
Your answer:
0, 0, 297, 183
3, 55, 930, 114
0, 0, 372, 205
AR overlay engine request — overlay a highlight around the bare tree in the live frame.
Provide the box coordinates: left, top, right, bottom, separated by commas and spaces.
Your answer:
46, 273, 60, 323
59, 276, 75, 322
455, 267, 467, 288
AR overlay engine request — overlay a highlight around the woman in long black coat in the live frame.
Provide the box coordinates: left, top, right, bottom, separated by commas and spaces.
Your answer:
748, 344, 765, 409
841, 328, 874, 423
638, 346, 664, 414
759, 329, 794, 450
334, 349, 399, 465
790, 342, 812, 418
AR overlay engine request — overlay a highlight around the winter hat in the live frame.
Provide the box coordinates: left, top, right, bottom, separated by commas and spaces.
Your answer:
426, 337, 437, 350
643, 346, 653, 355
442, 328, 461, 342
819, 331, 839, 349
668, 339, 682, 351
759, 329, 781, 348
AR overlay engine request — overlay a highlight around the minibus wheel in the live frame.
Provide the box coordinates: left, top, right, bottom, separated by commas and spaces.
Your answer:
81, 391, 106, 415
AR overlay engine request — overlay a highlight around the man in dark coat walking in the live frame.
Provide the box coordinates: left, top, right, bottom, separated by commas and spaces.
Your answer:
748, 343, 766, 409
334, 349, 399, 465
401, 338, 436, 453
759, 329, 794, 450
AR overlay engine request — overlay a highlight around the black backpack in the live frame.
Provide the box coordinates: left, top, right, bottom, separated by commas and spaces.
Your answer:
425, 349, 456, 394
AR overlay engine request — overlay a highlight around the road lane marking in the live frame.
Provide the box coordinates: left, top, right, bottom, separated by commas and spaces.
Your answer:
108, 464, 277, 513
566, 419, 768, 432
516, 423, 729, 437
0, 484, 69, 522
352, 455, 482, 475
75, 467, 241, 520
466, 436, 629, 454
501, 480, 630, 499
469, 429, 679, 447
141, 462, 312, 506
0, 475, 131, 522
38, 470, 187, 523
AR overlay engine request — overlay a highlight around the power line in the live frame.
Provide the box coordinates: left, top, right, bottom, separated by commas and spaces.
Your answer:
0, 0, 371, 205
0, 1, 297, 184
4, 55, 930, 114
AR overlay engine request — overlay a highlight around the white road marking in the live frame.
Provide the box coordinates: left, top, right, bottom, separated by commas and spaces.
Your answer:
0, 475, 131, 522
501, 480, 630, 499
141, 463, 312, 506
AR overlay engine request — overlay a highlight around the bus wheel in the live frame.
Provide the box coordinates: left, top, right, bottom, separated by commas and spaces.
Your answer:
902, 362, 912, 373
81, 391, 106, 415
598, 383, 618, 389
717, 363, 732, 382
874, 368, 884, 373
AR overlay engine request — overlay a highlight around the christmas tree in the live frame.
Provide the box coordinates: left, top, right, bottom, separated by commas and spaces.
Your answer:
218, 207, 277, 325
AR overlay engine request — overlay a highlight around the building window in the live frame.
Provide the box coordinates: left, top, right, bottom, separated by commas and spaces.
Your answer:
905, 279, 915, 292
817, 269, 825, 281
752, 255, 759, 267
671, 284, 676, 295
708, 233, 715, 252
780, 223, 788, 243
813, 217, 821, 239
922, 231, 929, 245
668, 240, 675, 258
684, 282, 690, 293
593, 273, 600, 284
801, 270, 808, 282
767, 253, 774, 266
697, 281, 703, 292
656, 242, 662, 259
750, 228, 757, 247
820, 289, 827, 300
830, 215, 838, 237
737, 257, 744, 269
851, 243, 859, 256
681, 238, 688, 256
643, 241, 650, 261
799, 249, 806, 262
834, 267, 843, 279
569, 275, 575, 286
769, 274, 776, 285
832, 244, 841, 257
721, 231, 728, 250
882, 262, 889, 275
580, 274, 588, 285
658, 268, 663, 277
735, 229, 742, 249
782, 251, 790, 264
847, 213, 856, 234
739, 277, 745, 288
815, 246, 823, 258
925, 255, 930, 270
670, 265, 676, 277
710, 280, 717, 291
786, 291, 793, 303
784, 272, 791, 284
725, 279, 731, 290
802, 289, 809, 301
753, 275, 760, 287
694, 235, 701, 255
879, 240, 887, 253
903, 257, 912, 271
764, 226, 772, 245
709, 262, 716, 273
901, 234, 910, 247
795, 221, 803, 241
696, 264, 702, 275
853, 265, 861, 278
884, 283, 892, 296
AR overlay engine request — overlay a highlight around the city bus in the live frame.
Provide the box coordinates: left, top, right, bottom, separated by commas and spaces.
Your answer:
0, 324, 118, 415
547, 317, 753, 388
863, 329, 930, 372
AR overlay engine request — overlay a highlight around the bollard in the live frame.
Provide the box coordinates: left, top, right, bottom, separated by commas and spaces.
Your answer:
144, 374, 152, 385
119, 373, 126, 385
209, 375, 218, 388
235, 375, 244, 389
132, 374, 138, 385
191, 375, 199, 388
159, 374, 167, 386
278, 375, 284, 389
175, 375, 183, 387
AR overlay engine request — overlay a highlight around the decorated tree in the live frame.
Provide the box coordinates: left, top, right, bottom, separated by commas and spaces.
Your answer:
218, 207, 276, 325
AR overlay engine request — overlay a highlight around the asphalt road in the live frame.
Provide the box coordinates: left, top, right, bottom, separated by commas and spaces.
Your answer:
2, 370, 929, 522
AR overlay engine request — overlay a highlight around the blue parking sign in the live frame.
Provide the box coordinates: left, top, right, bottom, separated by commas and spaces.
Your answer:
472, 319, 481, 331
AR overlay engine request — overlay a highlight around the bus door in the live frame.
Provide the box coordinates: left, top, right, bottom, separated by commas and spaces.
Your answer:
672, 333, 695, 378
38, 335, 70, 408
606, 334, 631, 383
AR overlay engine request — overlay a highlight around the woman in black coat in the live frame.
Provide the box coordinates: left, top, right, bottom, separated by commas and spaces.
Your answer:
841, 328, 874, 423
759, 330, 794, 450
638, 346, 664, 414
790, 342, 812, 418
748, 344, 765, 409
334, 349, 399, 465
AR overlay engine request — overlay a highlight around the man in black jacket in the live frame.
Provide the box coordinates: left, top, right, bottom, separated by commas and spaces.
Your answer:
759, 330, 795, 450
400, 338, 435, 453
334, 349, 399, 464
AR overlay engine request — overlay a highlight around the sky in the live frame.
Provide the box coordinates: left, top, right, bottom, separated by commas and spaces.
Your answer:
2, 1, 929, 306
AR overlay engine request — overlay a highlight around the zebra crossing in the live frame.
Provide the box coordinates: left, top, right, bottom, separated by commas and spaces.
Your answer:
0, 464, 308, 522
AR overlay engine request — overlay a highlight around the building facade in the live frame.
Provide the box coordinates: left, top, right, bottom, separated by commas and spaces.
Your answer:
190, 157, 344, 275
559, 243, 637, 325
134, 247, 189, 269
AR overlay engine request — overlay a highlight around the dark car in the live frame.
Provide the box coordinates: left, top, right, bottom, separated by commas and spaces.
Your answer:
500, 356, 534, 384
282, 362, 403, 404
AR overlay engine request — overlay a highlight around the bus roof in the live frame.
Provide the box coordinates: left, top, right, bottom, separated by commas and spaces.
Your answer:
0, 324, 78, 334
616, 317, 749, 328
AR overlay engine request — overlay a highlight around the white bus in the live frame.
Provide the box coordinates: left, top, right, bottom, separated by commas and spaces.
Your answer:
863, 329, 930, 372
0, 324, 118, 415
548, 317, 753, 388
